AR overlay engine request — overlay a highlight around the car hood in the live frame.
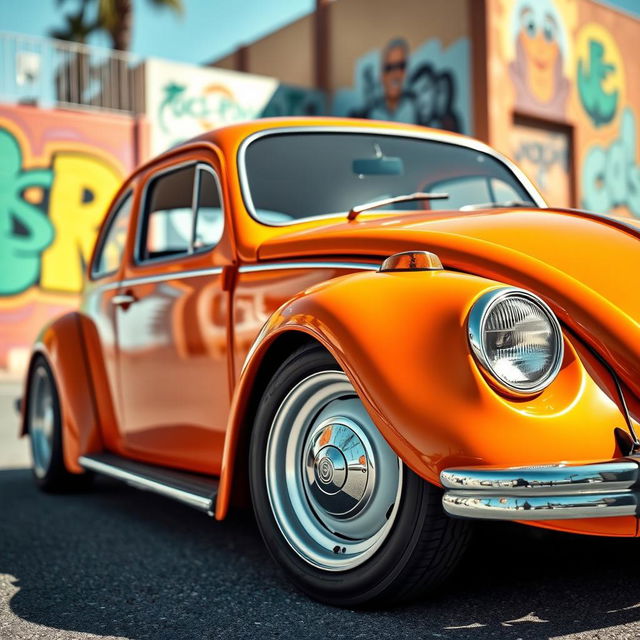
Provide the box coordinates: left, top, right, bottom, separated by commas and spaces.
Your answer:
258, 207, 640, 396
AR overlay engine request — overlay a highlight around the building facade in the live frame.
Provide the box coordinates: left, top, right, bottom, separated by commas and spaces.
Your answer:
212, 0, 640, 217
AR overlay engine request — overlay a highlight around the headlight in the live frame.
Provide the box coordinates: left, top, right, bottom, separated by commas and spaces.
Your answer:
467, 288, 564, 395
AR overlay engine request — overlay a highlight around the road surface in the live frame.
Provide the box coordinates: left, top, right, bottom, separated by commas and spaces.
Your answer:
2, 380, 640, 639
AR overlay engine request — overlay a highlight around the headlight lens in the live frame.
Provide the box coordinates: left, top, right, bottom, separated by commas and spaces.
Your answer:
468, 289, 564, 394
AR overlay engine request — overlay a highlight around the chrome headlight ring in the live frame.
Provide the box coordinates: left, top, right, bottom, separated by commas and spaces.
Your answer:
467, 288, 564, 396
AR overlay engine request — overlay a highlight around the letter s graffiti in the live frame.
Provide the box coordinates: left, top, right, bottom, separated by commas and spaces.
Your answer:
582, 108, 640, 217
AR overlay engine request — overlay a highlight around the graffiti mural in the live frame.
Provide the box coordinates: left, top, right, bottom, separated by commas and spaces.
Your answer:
582, 107, 640, 216
146, 59, 326, 155
576, 24, 624, 128
332, 37, 471, 134
0, 128, 53, 296
489, 0, 640, 219
0, 105, 138, 370
508, 0, 570, 119
510, 121, 571, 207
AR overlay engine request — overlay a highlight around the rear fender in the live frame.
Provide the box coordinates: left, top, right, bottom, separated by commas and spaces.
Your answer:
22, 312, 103, 473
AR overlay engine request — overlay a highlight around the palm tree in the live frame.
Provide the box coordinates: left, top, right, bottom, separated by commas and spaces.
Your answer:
50, 0, 183, 110
98, 0, 184, 51
50, 0, 98, 105
50, 0, 98, 43
51, 0, 184, 51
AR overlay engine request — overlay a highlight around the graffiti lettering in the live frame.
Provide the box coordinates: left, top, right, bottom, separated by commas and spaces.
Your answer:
0, 126, 122, 296
0, 129, 53, 296
159, 82, 253, 134
577, 40, 619, 127
41, 153, 121, 293
514, 140, 566, 190
582, 108, 640, 216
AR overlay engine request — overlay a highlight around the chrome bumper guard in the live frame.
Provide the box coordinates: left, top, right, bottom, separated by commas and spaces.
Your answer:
440, 458, 640, 520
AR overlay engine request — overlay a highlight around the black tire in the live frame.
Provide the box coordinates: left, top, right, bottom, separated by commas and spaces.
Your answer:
26, 356, 93, 492
249, 343, 470, 607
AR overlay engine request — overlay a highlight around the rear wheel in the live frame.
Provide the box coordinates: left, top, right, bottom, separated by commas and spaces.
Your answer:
27, 356, 92, 492
249, 343, 470, 606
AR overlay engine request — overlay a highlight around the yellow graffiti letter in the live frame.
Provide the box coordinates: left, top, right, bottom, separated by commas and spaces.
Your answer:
41, 153, 121, 293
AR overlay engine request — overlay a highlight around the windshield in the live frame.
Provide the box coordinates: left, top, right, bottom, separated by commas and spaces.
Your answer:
242, 132, 539, 225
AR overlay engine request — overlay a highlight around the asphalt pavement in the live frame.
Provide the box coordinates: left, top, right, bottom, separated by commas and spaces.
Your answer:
2, 379, 640, 640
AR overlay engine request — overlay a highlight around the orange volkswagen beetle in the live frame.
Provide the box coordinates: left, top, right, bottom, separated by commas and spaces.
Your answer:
21, 117, 640, 606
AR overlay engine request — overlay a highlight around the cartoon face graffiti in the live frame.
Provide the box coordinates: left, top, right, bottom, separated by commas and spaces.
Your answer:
509, 0, 569, 118
0, 129, 53, 296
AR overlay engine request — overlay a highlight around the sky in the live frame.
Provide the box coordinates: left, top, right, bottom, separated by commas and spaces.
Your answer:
0, 0, 315, 65
0, 0, 639, 66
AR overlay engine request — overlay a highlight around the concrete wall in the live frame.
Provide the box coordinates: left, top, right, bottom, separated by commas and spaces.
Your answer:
0, 104, 145, 371
248, 14, 315, 87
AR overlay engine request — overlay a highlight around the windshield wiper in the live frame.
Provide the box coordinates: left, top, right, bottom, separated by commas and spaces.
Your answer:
459, 200, 535, 211
347, 192, 449, 221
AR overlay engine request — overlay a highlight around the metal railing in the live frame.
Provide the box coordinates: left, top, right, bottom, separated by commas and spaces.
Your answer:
0, 31, 142, 113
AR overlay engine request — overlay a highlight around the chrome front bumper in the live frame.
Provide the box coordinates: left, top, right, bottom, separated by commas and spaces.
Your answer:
440, 458, 640, 520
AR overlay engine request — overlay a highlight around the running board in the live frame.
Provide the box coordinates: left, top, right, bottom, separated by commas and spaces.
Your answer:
79, 452, 218, 516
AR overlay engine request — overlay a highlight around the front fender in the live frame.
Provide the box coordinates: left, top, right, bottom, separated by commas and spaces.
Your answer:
22, 312, 103, 473
216, 269, 627, 524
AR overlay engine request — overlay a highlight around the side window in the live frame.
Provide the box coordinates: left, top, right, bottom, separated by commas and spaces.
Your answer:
139, 165, 196, 261
92, 191, 133, 278
194, 168, 224, 251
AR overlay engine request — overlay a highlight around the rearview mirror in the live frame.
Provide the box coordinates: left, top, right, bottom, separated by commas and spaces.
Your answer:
352, 156, 404, 176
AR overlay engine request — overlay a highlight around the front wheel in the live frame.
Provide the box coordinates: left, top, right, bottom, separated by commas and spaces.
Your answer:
249, 344, 470, 606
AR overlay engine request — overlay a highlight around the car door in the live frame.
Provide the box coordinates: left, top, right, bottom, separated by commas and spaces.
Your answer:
115, 153, 233, 475
83, 187, 136, 453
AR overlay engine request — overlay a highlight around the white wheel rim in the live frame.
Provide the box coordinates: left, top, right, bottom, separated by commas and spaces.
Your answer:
29, 365, 55, 479
265, 371, 403, 571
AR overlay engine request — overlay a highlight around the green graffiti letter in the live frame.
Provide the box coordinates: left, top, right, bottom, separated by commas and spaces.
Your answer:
0, 128, 54, 296
577, 40, 619, 127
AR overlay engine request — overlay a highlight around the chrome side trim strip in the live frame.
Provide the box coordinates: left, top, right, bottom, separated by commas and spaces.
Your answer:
79, 455, 214, 513
442, 491, 637, 521
94, 267, 224, 293
440, 459, 640, 521
238, 261, 380, 273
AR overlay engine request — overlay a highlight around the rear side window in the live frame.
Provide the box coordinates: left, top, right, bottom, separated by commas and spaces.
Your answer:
140, 165, 196, 261
194, 169, 224, 251
92, 191, 133, 278
138, 164, 224, 263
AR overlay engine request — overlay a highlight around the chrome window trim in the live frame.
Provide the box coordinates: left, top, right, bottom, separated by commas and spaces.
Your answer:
134, 160, 225, 267
90, 189, 134, 281
238, 261, 380, 273
467, 287, 564, 396
237, 125, 547, 228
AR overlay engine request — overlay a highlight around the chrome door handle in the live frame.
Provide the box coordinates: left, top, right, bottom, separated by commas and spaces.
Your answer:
112, 294, 136, 306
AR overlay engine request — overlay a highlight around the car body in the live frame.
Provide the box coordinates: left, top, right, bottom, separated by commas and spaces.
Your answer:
21, 117, 640, 605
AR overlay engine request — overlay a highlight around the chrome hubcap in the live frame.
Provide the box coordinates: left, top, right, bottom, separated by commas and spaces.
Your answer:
266, 371, 402, 571
305, 418, 373, 518
29, 366, 55, 479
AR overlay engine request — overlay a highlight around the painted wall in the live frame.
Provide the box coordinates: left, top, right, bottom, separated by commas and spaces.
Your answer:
0, 104, 141, 370
487, 0, 640, 216
144, 58, 325, 155
330, 0, 472, 133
